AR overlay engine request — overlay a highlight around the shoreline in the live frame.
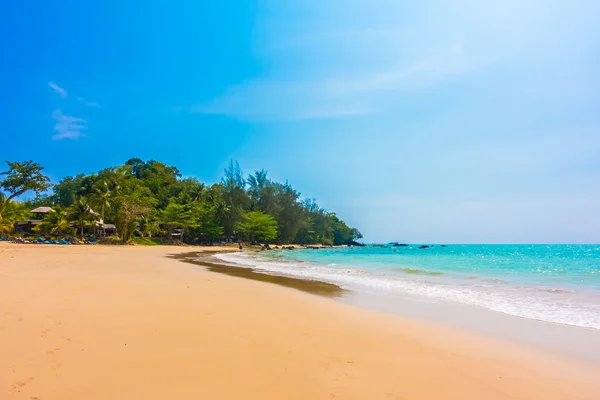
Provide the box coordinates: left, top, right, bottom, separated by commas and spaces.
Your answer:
171, 251, 347, 297
2, 243, 600, 399
183, 249, 600, 364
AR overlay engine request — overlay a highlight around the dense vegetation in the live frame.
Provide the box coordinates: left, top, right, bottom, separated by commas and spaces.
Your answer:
0, 159, 362, 245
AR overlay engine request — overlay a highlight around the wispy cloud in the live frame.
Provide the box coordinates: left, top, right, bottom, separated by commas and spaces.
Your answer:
77, 96, 100, 108
51, 109, 86, 140
195, 0, 600, 122
48, 81, 67, 98
47, 82, 100, 107
197, 46, 473, 121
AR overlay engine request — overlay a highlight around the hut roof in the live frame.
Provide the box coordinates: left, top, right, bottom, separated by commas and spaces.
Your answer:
30, 206, 55, 214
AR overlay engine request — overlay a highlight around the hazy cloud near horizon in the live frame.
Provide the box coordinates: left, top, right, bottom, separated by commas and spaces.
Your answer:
209, 0, 600, 243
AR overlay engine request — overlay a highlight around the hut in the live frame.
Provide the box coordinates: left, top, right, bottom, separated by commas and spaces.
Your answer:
31, 206, 55, 220
14, 206, 56, 233
99, 223, 117, 235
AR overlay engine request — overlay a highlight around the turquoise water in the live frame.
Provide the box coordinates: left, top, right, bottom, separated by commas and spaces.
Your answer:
281, 245, 600, 289
216, 245, 600, 329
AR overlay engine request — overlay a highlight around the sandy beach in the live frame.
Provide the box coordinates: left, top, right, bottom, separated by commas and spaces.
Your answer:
1, 243, 599, 400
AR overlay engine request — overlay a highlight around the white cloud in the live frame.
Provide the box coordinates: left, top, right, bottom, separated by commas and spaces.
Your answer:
52, 109, 86, 140
77, 96, 100, 107
48, 81, 67, 98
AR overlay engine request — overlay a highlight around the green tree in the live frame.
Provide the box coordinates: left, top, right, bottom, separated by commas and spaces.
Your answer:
247, 170, 278, 215
124, 159, 180, 208
137, 214, 161, 239
220, 160, 249, 237
273, 182, 304, 243
0, 160, 51, 201
176, 178, 206, 204
53, 174, 86, 207
34, 207, 75, 235
92, 178, 119, 236
23, 194, 56, 209
196, 204, 224, 243
235, 211, 278, 243
0, 193, 29, 235
329, 213, 363, 245
69, 198, 99, 238
296, 199, 333, 244
115, 194, 154, 243
160, 202, 199, 243
108, 165, 157, 242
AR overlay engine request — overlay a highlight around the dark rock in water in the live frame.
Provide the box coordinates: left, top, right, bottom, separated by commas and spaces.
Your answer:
285, 246, 295, 250
393, 243, 409, 247
264, 244, 272, 250
418, 245, 430, 249
346, 241, 366, 247
306, 245, 321, 249
441, 245, 447, 247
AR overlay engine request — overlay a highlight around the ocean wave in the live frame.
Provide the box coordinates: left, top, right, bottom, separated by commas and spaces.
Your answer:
482, 277, 507, 283
213, 252, 600, 330
512, 286, 577, 294
392, 267, 444, 276
542, 288, 577, 294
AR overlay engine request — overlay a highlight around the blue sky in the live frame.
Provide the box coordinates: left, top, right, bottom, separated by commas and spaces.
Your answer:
1, 0, 600, 243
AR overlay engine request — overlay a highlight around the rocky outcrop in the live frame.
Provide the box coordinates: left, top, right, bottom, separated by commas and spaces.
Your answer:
346, 241, 366, 247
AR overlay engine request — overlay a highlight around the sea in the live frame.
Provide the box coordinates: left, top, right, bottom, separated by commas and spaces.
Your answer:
215, 244, 600, 331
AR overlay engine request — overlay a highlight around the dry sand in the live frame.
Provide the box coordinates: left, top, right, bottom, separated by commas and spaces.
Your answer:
1, 243, 599, 400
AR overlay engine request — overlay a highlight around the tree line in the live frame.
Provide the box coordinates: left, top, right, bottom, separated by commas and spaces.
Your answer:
0, 159, 362, 245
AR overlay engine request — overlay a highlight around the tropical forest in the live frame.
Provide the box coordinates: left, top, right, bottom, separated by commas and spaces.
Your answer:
0, 159, 362, 245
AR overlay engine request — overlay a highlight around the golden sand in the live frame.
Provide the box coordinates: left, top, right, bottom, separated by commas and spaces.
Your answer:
1, 243, 599, 399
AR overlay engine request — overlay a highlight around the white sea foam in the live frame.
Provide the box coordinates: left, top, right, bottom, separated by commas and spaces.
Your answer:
214, 252, 600, 330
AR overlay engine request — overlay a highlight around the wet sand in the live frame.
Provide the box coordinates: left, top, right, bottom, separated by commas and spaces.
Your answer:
171, 251, 346, 297
1, 243, 600, 399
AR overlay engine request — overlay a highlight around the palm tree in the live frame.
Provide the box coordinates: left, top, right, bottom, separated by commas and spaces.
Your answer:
69, 198, 98, 238
34, 207, 74, 235
137, 214, 160, 238
92, 179, 118, 236
0, 193, 29, 236
190, 182, 206, 203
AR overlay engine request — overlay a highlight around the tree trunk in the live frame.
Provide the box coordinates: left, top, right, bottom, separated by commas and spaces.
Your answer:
102, 204, 106, 237
6, 189, 27, 202
80, 225, 84, 239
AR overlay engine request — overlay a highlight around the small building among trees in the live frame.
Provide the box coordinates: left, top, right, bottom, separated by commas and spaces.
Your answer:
14, 206, 55, 233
